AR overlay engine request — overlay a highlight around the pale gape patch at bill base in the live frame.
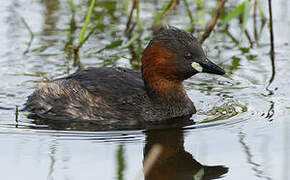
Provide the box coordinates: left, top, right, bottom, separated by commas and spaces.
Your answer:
191, 62, 203, 72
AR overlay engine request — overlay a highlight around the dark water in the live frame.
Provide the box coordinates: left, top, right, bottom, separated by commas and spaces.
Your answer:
0, 0, 289, 179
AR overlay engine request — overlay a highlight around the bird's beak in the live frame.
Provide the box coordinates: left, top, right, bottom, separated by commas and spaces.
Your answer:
192, 58, 225, 75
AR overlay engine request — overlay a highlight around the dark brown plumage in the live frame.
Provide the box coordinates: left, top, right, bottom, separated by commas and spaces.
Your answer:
23, 26, 225, 126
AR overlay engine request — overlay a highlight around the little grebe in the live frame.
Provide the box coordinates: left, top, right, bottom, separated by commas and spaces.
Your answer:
24, 26, 225, 125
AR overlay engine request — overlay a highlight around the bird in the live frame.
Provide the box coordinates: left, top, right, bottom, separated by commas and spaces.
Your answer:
23, 26, 225, 127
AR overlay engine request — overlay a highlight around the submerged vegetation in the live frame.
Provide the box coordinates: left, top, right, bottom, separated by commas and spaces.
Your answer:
15, 0, 275, 127
1, 0, 288, 179
54, 1, 274, 177
59, 0, 272, 71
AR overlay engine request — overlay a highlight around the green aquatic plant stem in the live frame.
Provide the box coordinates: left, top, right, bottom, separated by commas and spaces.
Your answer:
73, 15, 102, 68
117, 145, 125, 180
194, 0, 204, 8
155, 0, 172, 22
222, 2, 245, 26
136, 0, 143, 32
253, 0, 258, 42
154, 0, 176, 25
224, 29, 239, 45
69, 0, 102, 69
21, 17, 33, 38
124, 0, 131, 12
222, 0, 252, 35
21, 17, 34, 54
72, 15, 102, 69
78, 0, 96, 43
183, 0, 194, 22
183, 0, 195, 31
124, 33, 141, 48
69, 0, 76, 14
77, 15, 102, 49
257, 0, 266, 21
241, 0, 252, 34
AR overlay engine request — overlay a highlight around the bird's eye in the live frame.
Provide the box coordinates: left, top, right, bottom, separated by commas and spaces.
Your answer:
184, 52, 192, 60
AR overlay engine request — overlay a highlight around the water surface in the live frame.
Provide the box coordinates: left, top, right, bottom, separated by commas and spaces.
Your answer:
0, 0, 289, 179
